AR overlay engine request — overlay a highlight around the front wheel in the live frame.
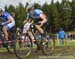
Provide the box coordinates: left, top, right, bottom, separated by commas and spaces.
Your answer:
14, 34, 33, 59
41, 36, 55, 55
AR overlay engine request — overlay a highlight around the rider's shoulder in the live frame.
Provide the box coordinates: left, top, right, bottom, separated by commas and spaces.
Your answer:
3, 12, 10, 16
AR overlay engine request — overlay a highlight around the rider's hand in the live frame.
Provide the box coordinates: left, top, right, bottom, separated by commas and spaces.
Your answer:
23, 21, 25, 24
38, 21, 43, 27
1, 22, 5, 25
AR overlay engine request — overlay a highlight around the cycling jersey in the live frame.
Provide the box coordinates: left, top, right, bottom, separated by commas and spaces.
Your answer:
23, 22, 32, 33
0, 12, 15, 30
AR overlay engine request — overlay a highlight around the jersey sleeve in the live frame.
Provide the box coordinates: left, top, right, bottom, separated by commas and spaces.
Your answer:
27, 13, 30, 19
27, 13, 34, 19
4, 12, 11, 19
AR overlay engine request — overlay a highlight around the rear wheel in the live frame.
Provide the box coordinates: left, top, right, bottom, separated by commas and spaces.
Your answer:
6, 33, 16, 53
3, 36, 15, 53
5, 40, 15, 53
14, 34, 33, 59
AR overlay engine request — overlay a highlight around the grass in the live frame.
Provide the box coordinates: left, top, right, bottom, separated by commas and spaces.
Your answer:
0, 48, 8, 52
0, 38, 75, 52
55, 39, 75, 46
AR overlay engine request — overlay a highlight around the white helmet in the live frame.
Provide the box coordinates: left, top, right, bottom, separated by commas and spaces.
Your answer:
26, 4, 34, 12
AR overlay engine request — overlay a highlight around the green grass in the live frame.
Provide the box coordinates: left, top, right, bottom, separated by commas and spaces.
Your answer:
0, 48, 8, 52
0, 39, 75, 52
55, 39, 75, 46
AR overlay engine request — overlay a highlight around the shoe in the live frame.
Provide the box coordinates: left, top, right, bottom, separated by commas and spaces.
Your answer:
42, 39, 48, 45
3, 40, 8, 44
3, 40, 8, 47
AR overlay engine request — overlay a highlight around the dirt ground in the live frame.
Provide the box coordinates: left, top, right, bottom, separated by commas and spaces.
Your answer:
0, 46, 75, 59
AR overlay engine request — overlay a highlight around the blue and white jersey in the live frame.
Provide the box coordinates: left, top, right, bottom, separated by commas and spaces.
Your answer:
1, 12, 14, 21
0, 12, 15, 30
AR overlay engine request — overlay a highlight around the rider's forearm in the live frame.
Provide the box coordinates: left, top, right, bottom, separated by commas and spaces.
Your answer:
41, 19, 47, 24
31, 20, 34, 23
40, 14, 47, 24
23, 19, 28, 24
4, 18, 12, 24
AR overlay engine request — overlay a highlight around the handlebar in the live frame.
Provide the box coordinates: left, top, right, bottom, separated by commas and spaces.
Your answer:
0, 22, 3, 26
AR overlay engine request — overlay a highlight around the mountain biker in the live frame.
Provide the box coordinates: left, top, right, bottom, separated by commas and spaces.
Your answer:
0, 9, 15, 42
23, 5, 47, 37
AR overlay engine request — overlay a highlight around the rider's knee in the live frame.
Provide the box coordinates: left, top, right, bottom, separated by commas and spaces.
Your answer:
35, 25, 40, 28
2, 26, 8, 32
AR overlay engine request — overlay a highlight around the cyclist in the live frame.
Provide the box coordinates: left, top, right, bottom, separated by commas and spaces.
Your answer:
0, 9, 15, 42
23, 5, 47, 37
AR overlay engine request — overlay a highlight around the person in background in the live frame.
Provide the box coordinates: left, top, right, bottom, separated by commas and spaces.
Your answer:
58, 28, 66, 44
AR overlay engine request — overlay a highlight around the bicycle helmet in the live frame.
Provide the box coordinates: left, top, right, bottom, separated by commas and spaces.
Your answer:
26, 5, 34, 12
0, 8, 3, 13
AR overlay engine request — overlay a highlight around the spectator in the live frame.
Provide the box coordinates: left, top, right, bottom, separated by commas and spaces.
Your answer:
58, 28, 66, 44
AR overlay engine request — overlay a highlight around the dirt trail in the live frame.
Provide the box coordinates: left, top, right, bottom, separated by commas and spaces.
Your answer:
0, 46, 75, 59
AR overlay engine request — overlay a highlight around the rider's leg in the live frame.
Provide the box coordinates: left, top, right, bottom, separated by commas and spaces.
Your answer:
35, 25, 44, 35
29, 32, 35, 42
35, 25, 48, 42
3, 26, 9, 41
3, 21, 15, 41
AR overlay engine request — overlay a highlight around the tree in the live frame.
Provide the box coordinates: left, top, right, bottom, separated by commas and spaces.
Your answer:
60, 0, 71, 30
71, 0, 75, 30
15, 3, 26, 26
34, 3, 41, 9
7, 5, 15, 13
5, 6, 8, 12
49, 0, 60, 32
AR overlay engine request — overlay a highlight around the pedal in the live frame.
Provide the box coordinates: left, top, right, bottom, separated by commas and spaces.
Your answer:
2, 40, 8, 47
3, 43, 8, 47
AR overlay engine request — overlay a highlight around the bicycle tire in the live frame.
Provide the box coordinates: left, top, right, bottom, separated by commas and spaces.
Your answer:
41, 35, 55, 55
6, 42, 15, 54
2, 37, 15, 53
14, 33, 33, 59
